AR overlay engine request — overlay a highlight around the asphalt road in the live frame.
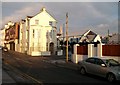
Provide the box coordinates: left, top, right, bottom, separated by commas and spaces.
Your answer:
2, 51, 119, 84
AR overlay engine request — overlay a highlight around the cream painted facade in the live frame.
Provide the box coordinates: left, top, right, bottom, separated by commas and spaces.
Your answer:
19, 8, 57, 56
0, 29, 5, 47
19, 18, 29, 53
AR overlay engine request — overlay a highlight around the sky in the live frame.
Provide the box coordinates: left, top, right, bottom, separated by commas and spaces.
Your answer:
0, 0, 119, 37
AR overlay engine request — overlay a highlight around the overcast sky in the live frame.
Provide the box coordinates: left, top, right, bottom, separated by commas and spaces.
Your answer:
1, 1, 119, 36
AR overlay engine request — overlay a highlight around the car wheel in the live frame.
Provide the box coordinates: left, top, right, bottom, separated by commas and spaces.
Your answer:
80, 67, 86, 75
107, 73, 116, 82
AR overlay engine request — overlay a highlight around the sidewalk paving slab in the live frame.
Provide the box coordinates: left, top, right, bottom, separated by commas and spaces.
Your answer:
54, 61, 78, 71
2, 69, 16, 84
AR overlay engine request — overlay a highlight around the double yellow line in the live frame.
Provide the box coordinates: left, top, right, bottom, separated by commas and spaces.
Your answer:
3, 61, 43, 85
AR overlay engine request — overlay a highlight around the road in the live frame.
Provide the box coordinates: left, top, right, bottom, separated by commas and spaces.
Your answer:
2, 51, 119, 84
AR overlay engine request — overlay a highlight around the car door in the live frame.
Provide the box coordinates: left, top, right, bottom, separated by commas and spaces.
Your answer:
85, 58, 97, 74
94, 58, 108, 77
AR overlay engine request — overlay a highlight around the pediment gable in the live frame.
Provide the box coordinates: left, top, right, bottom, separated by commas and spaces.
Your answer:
31, 7, 56, 22
79, 30, 98, 42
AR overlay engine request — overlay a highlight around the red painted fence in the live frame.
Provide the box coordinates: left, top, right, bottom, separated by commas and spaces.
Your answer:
77, 45, 88, 55
102, 45, 120, 56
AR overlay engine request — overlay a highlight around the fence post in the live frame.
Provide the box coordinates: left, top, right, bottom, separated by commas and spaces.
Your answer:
72, 44, 79, 63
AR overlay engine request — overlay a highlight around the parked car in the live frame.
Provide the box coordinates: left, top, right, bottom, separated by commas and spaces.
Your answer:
78, 57, 120, 82
2, 47, 8, 52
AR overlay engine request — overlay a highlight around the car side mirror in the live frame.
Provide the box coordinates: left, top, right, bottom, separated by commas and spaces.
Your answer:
101, 64, 106, 67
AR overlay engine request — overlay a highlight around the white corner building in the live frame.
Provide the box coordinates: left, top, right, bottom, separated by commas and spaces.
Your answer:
0, 28, 5, 47
19, 7, 57, 56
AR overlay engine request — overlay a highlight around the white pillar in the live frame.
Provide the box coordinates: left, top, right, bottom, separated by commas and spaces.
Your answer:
97, 43, 104, 57
72, 44, 79, 63
88, 44, 94, 57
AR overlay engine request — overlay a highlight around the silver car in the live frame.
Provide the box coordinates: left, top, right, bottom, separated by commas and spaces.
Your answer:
78, 57, 120, 82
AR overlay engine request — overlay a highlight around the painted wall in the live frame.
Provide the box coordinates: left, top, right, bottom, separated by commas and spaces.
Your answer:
19, 20, 27, 53
94, 35, 101, 43
72, 44, 120, 64
0, 29, 5, 46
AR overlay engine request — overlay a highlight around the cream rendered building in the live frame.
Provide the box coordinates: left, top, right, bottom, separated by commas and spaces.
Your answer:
0, 28, 5, 47
19, 7, 57, 56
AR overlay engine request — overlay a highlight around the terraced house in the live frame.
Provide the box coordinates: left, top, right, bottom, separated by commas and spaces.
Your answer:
4, 21, 20, 51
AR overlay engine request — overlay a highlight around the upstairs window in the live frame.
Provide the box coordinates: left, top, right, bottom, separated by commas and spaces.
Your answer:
33, 29, 35, 38
35, 20, 39, 25
49, 21, 52, 26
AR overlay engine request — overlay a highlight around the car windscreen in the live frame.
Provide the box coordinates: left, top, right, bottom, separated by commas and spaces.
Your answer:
104, 59, 120, 66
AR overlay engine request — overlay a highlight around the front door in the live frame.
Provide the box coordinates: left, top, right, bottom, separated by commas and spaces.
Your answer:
10, 42, 15, 51
49, 42, 54, 55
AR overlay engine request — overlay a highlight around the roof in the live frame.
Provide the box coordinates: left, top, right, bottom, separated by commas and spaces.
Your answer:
79, 30, 98, 42
83, 30, 97, 36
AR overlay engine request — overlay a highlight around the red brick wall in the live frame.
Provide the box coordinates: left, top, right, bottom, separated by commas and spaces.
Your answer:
5, 23, 20, 41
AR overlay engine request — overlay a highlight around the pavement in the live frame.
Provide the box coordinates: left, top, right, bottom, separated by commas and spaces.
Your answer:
2, 50, 120, 84
55, 61, 78, 70
42, 57, 78, 71
10, 50, 79, 70
8, 50, 78, 71
1, 50, 78, 84
1, 50, 16, 84
2, 69, 16, 84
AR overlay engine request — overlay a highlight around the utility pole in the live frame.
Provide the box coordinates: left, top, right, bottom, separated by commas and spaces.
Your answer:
66, 13, 68, 62
63, 24, 65, 42
108, 29, 109, 43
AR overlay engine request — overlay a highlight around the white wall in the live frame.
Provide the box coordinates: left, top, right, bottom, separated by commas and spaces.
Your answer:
94, 35, 101, 43
71, 44, 89, 63
19, 21, 26, 53
30, 9, 56, 26
16, 8, 57, 56
27, 8, 57, 56
72, 44, 103, 63
72, 43, 120, 63
0, 29, 5, 46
